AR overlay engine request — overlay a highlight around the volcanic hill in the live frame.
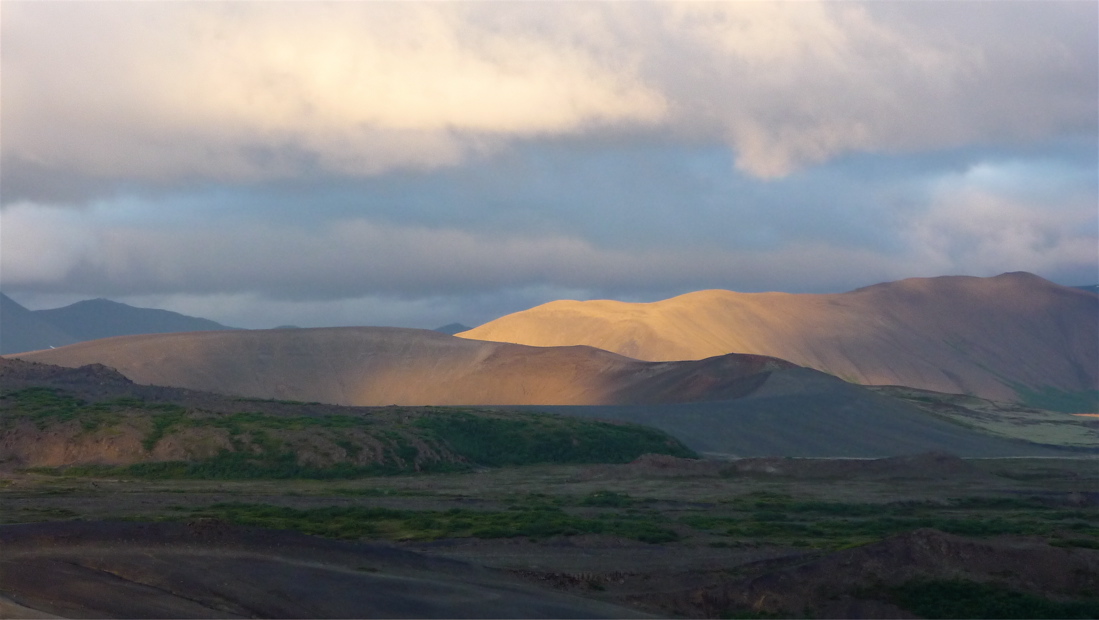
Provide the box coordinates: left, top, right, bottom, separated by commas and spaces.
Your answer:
8, 329, 1090, 458
458, 272, 1098, 405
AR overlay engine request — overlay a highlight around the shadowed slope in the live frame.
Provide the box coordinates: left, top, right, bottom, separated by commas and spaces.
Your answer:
530, 368, 1082, 458
9, 328, 795, 406
459, 272, 1099, 402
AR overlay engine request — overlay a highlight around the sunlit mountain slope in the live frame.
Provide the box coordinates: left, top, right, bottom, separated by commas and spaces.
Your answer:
458, 272, 1098, 404
10, 327, 795, 406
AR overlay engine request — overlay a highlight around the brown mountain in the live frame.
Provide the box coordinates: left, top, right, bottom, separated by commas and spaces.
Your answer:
9, 327, 796, 406
2, 347, 1081, 457
458, 272, 1099, 403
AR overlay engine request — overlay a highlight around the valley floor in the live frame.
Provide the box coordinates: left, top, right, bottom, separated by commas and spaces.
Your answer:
3, 455, 1098, 618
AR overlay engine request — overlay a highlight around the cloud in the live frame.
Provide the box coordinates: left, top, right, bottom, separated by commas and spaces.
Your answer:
1, 2, 665, 192
0, 194, 877, 297
2, 2, 1095, 329
900, 163, 1099, 278
3, 1, 1094, 202
0, 203, 100, 283
6, 190, 1091, 304
660, 2, 1097, 176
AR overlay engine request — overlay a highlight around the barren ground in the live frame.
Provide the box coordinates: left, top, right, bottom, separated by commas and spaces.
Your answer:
3, 455, 1097, 618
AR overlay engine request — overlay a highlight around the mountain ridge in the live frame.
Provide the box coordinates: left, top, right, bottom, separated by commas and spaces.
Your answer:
0, 295, 236, 354
8, 327, 799, 407
33, 298, 236, 342
0, 293, 79, 354
457, 272, 1098, 404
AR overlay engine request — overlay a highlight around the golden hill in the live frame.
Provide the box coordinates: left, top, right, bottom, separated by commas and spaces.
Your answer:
458, 272, 1098, 402
9, 327, 794, 406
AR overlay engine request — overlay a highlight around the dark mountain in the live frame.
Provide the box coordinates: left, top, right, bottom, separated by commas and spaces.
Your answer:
32, 298, 236, 342
0, 293, 79, 354
434, 323, 472, 335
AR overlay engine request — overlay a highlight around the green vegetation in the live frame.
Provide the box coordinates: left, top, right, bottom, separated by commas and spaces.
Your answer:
415, 410, 697, 466
8, 388, 696, 479
0, 387, 168, 432
579, 490, 636, 508
142, 408, 189, 451
43, 450, 453, 480
3, 507, 80, 523
171, 501, 679, 543
886, 579, 1099, 619
205, 411, 375, 432
233, 396, 318, 406
99, 488, 1091, 552
1012, 385, 1099, 414
876, 385, 1098, 448
681, 493, 1098, 550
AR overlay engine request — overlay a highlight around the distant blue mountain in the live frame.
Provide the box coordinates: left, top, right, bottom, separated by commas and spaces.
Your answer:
0, 295, 237, 354
0, 293, 78, 354
1074, 285, 1098, 295
32, 298, 237, 342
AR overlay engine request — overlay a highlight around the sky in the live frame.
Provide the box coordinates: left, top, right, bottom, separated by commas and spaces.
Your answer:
2, 1, 1096, 330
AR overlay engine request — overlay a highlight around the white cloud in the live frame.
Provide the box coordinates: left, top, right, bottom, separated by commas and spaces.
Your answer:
2, 2, 665, 185
900, 165, 1098, 276
2, 1, 1093, 197
660, 2, 1097, 177
0, 203, 100, 284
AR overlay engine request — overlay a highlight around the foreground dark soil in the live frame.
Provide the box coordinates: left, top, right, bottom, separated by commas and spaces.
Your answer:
2, 358, 1096, 618
0, 520, 647, 619
3, 454, 1097, 619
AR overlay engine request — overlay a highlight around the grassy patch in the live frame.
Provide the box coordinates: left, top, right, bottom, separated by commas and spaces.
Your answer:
579, 490, 636, 508
415, 411, 697, 466
9, 389, 697, 479
3, 507, 81, 523
1008, 384, 1099, 414
142, 409, 189, 451
681, 494, 1097, 550
40, 448, 463, 480
204, 411, 375, 433
173, 502, 679, 543
0, 388, 189, 434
